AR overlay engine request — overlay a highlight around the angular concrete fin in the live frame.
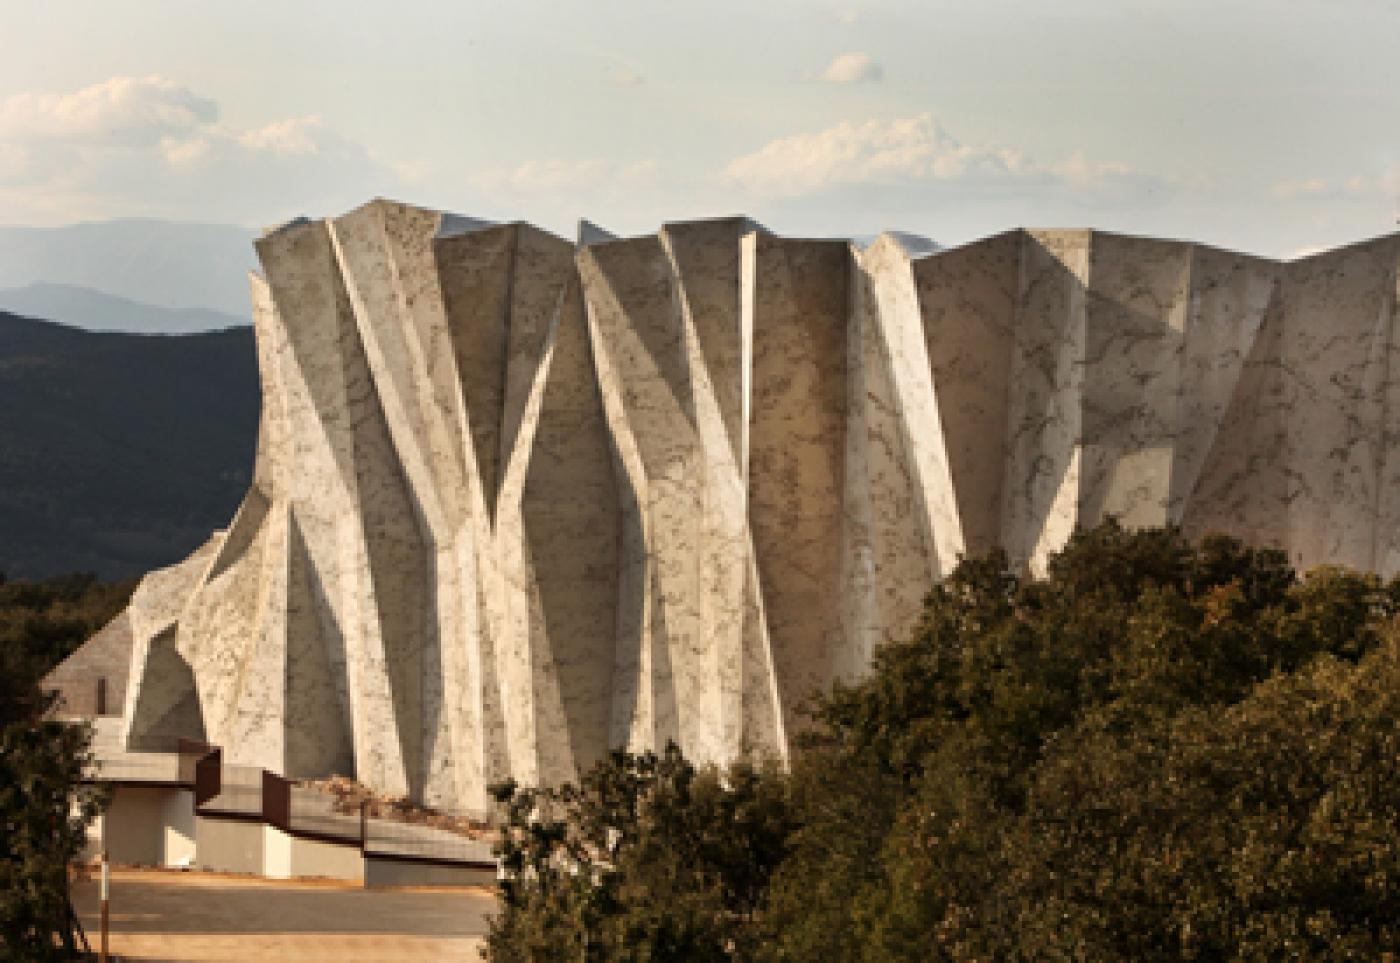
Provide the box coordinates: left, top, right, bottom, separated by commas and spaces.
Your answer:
1169, 246, 1279, 523
499, 225, 579, 491
1077, 233, 1192, 529
1276, 236, 1400, 569
126, 627, 204, 751
520, 278, 620, 780
745, 234, 849, 737
255, 218, 361, 496
1002, 230, 1091, 574
842, 255, 934, 668
1177, 282, 1289, 549
1372, 249, 1400, 575
204, 485, 271, 586
579, 236, 705, 755
434, 223, 516, 517
283, 509, 355, 777
661, 218, 749, 470
909, 229, 1020, 560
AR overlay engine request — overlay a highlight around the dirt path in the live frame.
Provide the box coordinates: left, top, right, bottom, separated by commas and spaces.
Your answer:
71, 867, 495, 961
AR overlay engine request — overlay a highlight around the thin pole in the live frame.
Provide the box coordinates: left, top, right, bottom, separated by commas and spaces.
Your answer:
99, 850, 109, 963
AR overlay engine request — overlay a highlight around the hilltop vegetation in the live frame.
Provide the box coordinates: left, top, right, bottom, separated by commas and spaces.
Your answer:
0, 311, 258, 579
0, 572, 134, 691
490, 522, 1400, 960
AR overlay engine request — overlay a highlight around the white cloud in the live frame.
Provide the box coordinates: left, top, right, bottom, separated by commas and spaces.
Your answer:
1270, 177, 1331, 200
0, 75, 216, 143
237, 116, 330, 156
473, 159, 611, 193
817, 52, 884, 85
1348, 169, 1400, 196
471, 157, 658, 195
1270, 169, 1400, 202
607, 65, 645, 88
721, 113, 1164, 206
0, 76, 406, 225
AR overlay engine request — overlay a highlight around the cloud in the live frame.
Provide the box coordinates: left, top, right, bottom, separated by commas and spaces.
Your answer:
607, 65, 645, 88
472, 159, 612, 193
0, 76, 405, 225
816, 52, 884, 84
721, 113, 1166, 207
1270, 177, 1331, 200
0, 75, 216, 143
470, 157, 660, 195
1270, 169, 1400, 201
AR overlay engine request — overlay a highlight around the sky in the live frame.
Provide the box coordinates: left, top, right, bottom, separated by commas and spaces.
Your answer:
0, 0, 1397, 258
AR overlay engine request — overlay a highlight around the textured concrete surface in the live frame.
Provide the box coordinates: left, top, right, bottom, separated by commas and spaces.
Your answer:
52, 201, 1400, 805
72, 868, 491, 961
43, 609, 132, 716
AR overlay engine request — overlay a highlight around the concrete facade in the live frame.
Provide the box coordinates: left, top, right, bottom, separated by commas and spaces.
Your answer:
195, 816, 264, 875
97, 787, 196, 868
260, 824, 366, 882
56, 201, 1400, 807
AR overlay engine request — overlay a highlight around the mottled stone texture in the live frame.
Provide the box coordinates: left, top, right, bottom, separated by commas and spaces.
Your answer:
81, 202, 1400, 806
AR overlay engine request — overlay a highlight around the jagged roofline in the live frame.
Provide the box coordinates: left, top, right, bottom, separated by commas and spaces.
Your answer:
260, 198, 1398, 262
95, 197, 1400, 814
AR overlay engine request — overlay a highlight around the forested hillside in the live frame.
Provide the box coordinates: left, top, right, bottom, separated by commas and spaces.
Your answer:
0, 312, 258, 579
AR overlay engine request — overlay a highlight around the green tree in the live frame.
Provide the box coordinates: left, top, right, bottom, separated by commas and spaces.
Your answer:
487, 743, 793, 961
486, 522, 1400, 960
0, 573, 124, 958
762, 522, 1400, 960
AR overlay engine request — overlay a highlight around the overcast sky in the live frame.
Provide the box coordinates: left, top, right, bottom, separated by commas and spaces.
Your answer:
0, 0, 1396, 257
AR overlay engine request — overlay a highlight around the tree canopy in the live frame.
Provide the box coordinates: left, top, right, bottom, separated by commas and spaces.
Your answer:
489, 522, 1400, 960
0, 573, 127, 958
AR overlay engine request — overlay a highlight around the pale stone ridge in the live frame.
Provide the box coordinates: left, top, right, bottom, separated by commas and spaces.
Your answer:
78, 205, 1400, 806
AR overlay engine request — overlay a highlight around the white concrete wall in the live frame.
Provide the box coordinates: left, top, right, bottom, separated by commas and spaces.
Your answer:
161, 788, 195, 867
262, 826, 364, 882
102, 786, 192, 867
195, 815, 263, 875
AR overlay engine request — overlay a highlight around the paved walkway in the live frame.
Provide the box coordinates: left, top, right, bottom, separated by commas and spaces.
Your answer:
72, 867, 494, 961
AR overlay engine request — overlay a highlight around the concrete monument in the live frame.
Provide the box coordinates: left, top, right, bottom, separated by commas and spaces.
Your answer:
52, 200, 1400, 808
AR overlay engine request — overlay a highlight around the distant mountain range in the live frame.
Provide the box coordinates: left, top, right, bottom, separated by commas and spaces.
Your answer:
0, 219, 258, 325
0, 283, 248, 335
0, 311, 259, 579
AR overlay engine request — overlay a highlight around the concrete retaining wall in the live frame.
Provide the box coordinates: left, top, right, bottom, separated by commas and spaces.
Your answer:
364, 856, 496, 888
90, 778, 489, 887
195, 815, 263, 874
264, 828, 364, 882
101, 786, 195, 867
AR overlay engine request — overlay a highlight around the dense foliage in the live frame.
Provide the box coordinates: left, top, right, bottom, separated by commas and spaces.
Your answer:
489, 744, 792, 960
0, 573, 128, 958
0, 312, 258, 579
488, 523, 1400, 960
0, 572, 134, 681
